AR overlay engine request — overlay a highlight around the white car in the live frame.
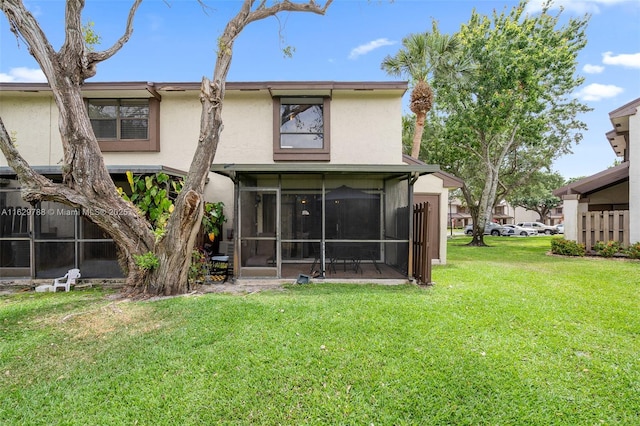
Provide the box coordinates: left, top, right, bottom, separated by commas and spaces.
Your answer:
516, 221, 559, 235
555, 224, 564, 234
501, 224, 537, 237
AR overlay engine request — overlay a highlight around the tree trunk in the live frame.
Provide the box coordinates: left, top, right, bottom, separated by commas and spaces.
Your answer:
2, 0, 332, 296
149, 1, 333, 295
466, 159, 501, 247
411, 111, 426, 159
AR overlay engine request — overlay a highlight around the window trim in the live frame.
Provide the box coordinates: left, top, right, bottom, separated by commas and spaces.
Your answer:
273, 97, 330, 161
87, 98, 160, 152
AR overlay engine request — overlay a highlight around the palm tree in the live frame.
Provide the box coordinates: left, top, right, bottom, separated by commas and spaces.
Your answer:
381, 21, 466, 159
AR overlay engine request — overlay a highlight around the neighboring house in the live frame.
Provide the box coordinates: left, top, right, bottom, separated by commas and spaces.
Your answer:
447, 198, 541, 227
0, 80, 455, 281
446, 198, 472, 228
554, 97, 639, 249
548, 205, 564, 226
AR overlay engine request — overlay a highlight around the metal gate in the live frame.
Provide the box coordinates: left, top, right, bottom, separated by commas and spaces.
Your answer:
412, 201, 432, 285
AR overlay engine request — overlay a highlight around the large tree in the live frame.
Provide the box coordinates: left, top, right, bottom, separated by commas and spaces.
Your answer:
0, 0, 332, 295
381, 20, 468, 159
426, 0, 590, 245
507, 170, 565, 222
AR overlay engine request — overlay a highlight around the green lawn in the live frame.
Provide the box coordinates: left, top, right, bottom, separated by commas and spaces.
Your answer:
1, 236, 639, 425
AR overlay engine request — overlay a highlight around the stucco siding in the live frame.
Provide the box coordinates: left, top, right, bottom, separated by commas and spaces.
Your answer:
330, 92, 403, 164
587, 181, 629, 205
414, 173, 449, 264
216, 91, 274, 164
0, 94, 62, 167
629, 109, 639, 243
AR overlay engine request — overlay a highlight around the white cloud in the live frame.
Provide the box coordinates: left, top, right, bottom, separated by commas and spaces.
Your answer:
576, 83, 624, 101
602, 51, 640, 69
583, 64, 604, 74
348, 38, 396, 60
0, 67, 46, 82
525, 0, 627, 15
582, 64, 604, 74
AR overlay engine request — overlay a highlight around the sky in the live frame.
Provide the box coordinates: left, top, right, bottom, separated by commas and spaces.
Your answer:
1, 0, 639, 180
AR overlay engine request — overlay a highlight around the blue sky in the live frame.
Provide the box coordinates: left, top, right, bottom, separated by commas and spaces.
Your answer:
1, 0, 639, 179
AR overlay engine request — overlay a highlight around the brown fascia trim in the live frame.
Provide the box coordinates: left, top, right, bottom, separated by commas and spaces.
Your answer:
552, 161, 629, 197
1, 81, 408, 96
402, 154, 464, 188
154, 81, 408, 94
227, 81, 408, 92
0, 81, 162, 99
609, 97, 640, 120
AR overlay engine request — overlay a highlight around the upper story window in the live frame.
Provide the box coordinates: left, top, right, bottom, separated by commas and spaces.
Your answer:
87, 98, 160, 152
273, 97, 330, 161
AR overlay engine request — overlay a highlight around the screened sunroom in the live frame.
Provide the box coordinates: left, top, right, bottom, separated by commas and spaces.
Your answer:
211, 163, 438, 280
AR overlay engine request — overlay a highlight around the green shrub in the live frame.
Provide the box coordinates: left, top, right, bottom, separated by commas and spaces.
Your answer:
625, 242, 640, 259
133, 251, 160, 271
188, 249, 208, 284
550, 238, 585, 256
593, 240, 622, 258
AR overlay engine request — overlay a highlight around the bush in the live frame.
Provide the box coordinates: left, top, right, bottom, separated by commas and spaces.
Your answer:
551, 238, 586, 256
593, 240, 622, 258
188, 249, 209, 284
133, 251, 160, 271
625, 242, 640, 259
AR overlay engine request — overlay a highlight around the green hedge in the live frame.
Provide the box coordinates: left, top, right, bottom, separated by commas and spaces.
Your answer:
550, 238, 586, 256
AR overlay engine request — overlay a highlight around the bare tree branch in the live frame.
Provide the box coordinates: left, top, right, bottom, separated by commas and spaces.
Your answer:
86, 0, 143, 68
1, 0, 58, 80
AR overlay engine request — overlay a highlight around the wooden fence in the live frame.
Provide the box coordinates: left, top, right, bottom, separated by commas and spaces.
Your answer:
412, 201, 432, 285
579, 210, 630, 250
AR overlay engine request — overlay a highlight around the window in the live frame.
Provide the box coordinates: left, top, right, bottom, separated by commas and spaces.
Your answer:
273, 97, 330, 161
87, 98, 160, 152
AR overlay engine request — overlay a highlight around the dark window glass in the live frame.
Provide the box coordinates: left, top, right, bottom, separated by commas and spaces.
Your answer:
280, 99, 324, 149
79, 242, 124, 278
35, 242, 75, 278
88, 99, 149, 140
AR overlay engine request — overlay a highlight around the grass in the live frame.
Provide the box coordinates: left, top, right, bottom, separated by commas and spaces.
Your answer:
1, 236, 639, 425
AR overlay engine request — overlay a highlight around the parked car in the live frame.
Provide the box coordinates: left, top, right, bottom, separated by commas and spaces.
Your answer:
464, 222, 504, 236
555, 223, 564, 234
516, 221, 558, 235
500, 224, 537, 237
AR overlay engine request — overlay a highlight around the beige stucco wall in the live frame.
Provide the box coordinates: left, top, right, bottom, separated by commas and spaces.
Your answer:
513, 206, 541, 223
414, 173, 449, 265
329, 92, 404, 165
1, 86, 407, 234
629, 110, 639, 244
587, 181, 629, 205
2, 88, 404, 168
0, 93, 62, 167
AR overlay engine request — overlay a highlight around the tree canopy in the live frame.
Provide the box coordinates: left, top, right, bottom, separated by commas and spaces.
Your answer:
421, 0, 590, 245
381, 20, 470, 159
507, 170, 565, 222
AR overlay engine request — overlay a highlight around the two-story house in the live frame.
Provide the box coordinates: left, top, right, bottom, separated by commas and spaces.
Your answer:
0, 81, 457, 282
554, 97, 639, 249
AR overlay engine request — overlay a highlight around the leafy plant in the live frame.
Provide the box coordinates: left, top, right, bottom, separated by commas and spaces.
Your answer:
188, 249, 209, 284
82, 21, 101, 51
550, 238, 585, 256
593, 240, 622, 258
133, 252, 159, 271
118, 171, 183, 231
202, 201, 226, 242
119, 172, 225, 243
625, 242, 640, 259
